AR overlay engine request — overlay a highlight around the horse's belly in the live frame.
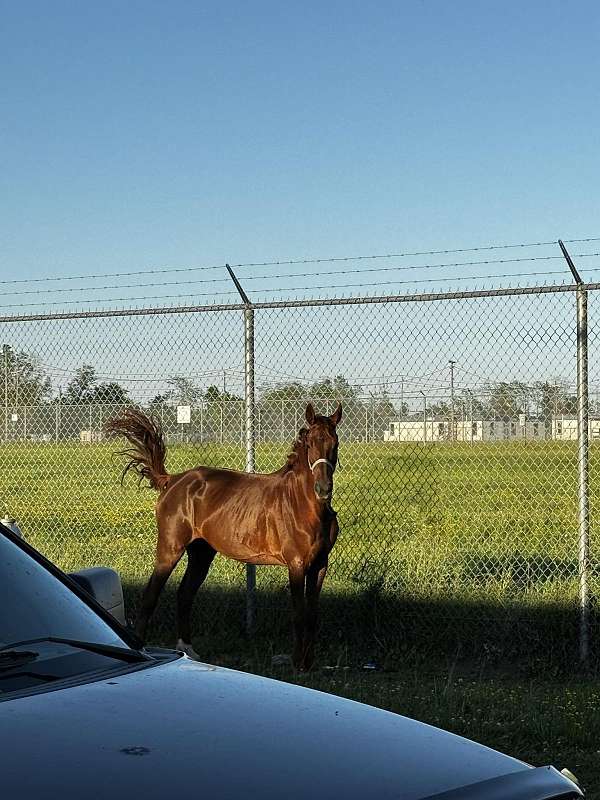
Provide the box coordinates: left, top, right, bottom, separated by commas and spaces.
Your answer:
216, 545, 285, 567
199, 525, 285, 567
245, 552, 286, 567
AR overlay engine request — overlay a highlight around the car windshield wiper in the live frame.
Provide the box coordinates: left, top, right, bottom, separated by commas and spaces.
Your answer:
0, 650, 39, 671
0, 637, 151, 664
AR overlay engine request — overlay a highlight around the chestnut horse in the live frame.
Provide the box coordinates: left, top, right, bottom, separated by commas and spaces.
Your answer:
105, 402, 341, 670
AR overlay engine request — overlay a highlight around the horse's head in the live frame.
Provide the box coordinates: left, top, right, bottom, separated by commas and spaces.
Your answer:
305, 402, 342, 502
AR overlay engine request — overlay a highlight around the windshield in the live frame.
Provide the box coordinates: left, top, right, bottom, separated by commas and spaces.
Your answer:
0, 532, 129, 651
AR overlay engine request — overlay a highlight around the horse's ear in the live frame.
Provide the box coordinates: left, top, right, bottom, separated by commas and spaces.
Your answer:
330, 403, 342, 426
305, 403, 316, 425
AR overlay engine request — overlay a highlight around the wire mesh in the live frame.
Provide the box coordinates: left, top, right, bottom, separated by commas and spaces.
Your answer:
0, 285, 594, 658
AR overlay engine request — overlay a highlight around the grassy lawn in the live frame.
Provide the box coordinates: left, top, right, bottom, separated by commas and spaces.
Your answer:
1, 439, 593, 642
1, 439, 598, 795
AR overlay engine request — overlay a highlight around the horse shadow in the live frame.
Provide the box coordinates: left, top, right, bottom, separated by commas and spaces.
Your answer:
120, 567, 594, 676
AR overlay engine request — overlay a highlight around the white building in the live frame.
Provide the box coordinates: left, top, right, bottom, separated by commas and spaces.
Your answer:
384, 419, 449, 443
552, 417, 600, 440
384, 418, 547, 443
455, 419, 546, 442
79, 430, 105, 444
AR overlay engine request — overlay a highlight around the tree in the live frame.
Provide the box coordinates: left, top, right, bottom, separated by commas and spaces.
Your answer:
202, 384, 243, 442
484, 381, 529, 421
90, 382, 129, 405
0, 345, 51, 405
369, 390, 397, 439
256, 376, 365, 442
65, 365, 97, 404
455, 390, 486, 420
260, 382, 306, 403
204, 384, 241, 403
148, 392, 172, 410
533, 379, 576, 421
309, 375, 362, 401
64, 365, 129, 406
426, 401, 450, 417
167, 376, 203, 405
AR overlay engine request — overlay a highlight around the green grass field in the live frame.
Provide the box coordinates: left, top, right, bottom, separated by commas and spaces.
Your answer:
0, 439, 592, 618
1, 439, 599, 795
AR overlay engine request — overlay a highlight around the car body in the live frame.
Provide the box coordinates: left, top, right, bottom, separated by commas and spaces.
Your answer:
0, 524, 583, 799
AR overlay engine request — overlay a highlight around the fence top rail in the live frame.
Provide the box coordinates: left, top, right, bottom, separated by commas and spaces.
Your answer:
0, 282, 598, 323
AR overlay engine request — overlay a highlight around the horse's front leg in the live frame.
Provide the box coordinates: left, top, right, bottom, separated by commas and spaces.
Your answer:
287, 561, 306, 670
303, 555, 328, 671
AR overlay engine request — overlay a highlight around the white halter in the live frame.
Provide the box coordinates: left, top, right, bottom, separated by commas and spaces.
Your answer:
308, 457, 334, 472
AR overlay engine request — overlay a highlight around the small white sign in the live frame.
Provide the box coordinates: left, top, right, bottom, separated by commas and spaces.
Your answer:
11, 414, 18, 423
518, 414, 526, 427
177, 405, 191, 424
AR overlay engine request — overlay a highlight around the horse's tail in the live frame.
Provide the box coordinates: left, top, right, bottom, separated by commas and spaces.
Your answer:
104, 407, 170, 491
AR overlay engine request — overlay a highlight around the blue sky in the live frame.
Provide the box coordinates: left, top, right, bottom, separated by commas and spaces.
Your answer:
1, 1, 599, 298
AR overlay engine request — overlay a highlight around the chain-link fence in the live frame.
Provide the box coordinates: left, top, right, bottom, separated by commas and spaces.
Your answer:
0, 283, 597, 662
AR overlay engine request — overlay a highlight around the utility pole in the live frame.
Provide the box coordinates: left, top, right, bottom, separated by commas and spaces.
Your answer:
56, 386, 62, 442
420, 390, 427, 444
449, 360, 456, 442
467, 389, 474, 445
400, 377, 404, 420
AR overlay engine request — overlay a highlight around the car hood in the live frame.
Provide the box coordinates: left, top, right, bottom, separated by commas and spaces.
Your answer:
1, 655, 537, 799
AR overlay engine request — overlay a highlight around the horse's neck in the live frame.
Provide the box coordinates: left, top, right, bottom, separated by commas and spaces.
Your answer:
289, 439, 313, 483
293, 446, 309, 477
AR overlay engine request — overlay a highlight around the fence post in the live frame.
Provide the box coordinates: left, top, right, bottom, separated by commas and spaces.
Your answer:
560, 240, 591, 663
56, 391, 61, 442
449, 359, 456, 442
226, 265, 257, 634
243, 307, 256, 633
576, 284, 590, 663
3, 344, 8, 442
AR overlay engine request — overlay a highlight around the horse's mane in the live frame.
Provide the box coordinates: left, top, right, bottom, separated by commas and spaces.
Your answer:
284, 426, 309, 471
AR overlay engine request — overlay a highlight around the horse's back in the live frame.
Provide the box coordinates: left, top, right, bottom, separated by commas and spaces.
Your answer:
155, 465, 332, 570
155, 467, 285, 564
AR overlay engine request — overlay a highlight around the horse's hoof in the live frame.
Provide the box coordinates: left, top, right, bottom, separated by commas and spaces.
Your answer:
176, 639, 202, 661
271, 654, 293, 667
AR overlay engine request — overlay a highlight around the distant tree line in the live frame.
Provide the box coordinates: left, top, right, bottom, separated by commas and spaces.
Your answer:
0, 345, 587, 443
424, 380, 578, 423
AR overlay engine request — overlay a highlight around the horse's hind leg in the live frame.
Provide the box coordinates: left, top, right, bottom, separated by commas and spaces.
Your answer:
135, 548, 183, 642
135, 532, 186, 643
176, 538, 216, 660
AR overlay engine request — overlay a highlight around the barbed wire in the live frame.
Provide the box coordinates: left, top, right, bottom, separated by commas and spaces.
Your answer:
241, 268, 593, 297
0, 290, 239, 310
230, 239, 600, 269
5, 266, 600, 310
1, 236, 598, 288
4, 252, 600, 299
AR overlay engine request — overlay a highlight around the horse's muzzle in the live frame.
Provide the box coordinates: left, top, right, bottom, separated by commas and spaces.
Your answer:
314, 481, 332, 502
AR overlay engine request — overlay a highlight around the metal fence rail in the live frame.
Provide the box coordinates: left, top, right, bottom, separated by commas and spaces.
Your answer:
0, 281, 597, 661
